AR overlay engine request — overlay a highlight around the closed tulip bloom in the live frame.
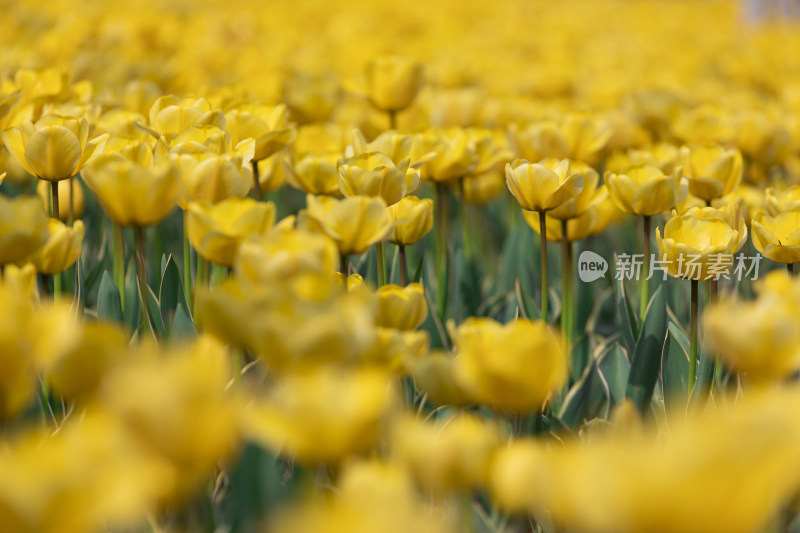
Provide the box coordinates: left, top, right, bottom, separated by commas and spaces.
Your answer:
235, 227, 338, 284
175, 153, 252, 208
387, 195, 433, 245
751, 210, 800, 264
375, 283, 427, 330
505, 158, 584, 212
408, 351, 473, 406
282, 71, 340, 123
412, 129, 479, 182
338, 152, 417, 205
364, 56, 423, 112
36, 178, 84, 221
245, 369, 396, 464
656, 204, 747, 280
548, 161, 599, 220
2, 114, 108, 181
705, 271, 800, 382
0, 195, 49, 264
711, 184, 764, 225
146, 95, 223, 139
391, 413, 502, 493
765, 185, 800, 216
224, 103, 296, 161
451, 317, 568, 412
186, 197, 276, 266
463, 170, 506, 204
29, 218, 84, 274
289, 153, 342, 195
304, 194, 392, 256
606, 164, 683, 216
679, 144, 743, 202
524, 186, 623, 242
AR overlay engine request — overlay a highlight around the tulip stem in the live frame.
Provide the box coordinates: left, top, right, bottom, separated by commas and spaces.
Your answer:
112, 224, 125, 311
251, 160, 262, 201
52, 272, 61, 301
183, 233, 193, 311
435, 183, 450, 322
340, 254, 348, 290
135, 226, 156, 339
641, 215, 651, 317
789, 263, 796, 276
376, 241, 387, 286
561, 220, 572, 350
688, 279, 699, 396
459, 178, 473, 260
539, 210, 548, 321
388, 110, 397, 130
399, 245, 407, 286
68, 177, 74, 226
50, 181, 59, 220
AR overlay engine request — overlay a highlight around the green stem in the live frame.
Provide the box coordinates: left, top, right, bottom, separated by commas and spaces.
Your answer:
688, 279, 699, 397
197, 256, 208, 288
50, 181, 59, 220
135, 226, 156, 339
459, 178, 473, 260
112, 224, 125, 311
388, 110, 397, 130
68, 177, 74, 226
183, 232, 193, 311
399, 245, 407, 286
340, 253, 348, 290
789, 263, 796, 276
435, 183, 450, 322
561, 220, 573, 350
641, 215, 651, 316
251, 160, 262, 201
539, 210, 549, 322
376, 241, 387, 286
52, 271, 61, 301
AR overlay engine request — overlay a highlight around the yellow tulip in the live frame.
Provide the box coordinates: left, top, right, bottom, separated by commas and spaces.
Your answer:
450, 317, 568, 412
364, 56, 423, 112
338, 152, 417, 205
679, 143, 743, 202
224, 102, 296, 161
82, 151, 180, 227
510, 114, 612, 165
547, 161, 599, 220
363, 327, 429, 373
36, 178, 84, 221
375, 283, 427, 330
765, 185, 800, 216
0, 194, 49, 264
186, 197, 276, 266
656, 204, 747, 280
407, 351, 473, 406
2, 114, 108, 182
387, 195, 433, 245
711, 184, 764, 225
705, 271, 800, 382
505, 158, 584, 212
751, 210, 800, 264
606, 164, 683, 216
462, 170, 506, 204
174, 152, 252, 208
28, 218, 84, 274
146, 95, 223, 139
412, 128, 479, 182
524, 186, 623, 242
288, 152, 342, 195
391, 412, 502, 492
0, 284, 38, 418
282, 71, 340, 123
244, 368, 396, 464
253, 148, 290, 193
304, 194, 392, 255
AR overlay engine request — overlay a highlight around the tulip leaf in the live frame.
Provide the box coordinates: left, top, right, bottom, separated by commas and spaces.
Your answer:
412, 253, 424, 284
559, 356, 609, 428
688, 340, 716, 411
597, 343, 630, 406
455, 253, 482, 319
626, 286, 667, 414
615, 271, 639, 353
145, 284, 166, 338
170, 303, 196, 340
96, 271, 123, 323
662, 321, 690, 414
159, 254, 188, 326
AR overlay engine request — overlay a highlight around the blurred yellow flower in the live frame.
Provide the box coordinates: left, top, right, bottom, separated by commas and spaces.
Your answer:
338, 152, 417, 205
364, 56, 423, 112
387, 195, 433, 246
606, 164, 683, 216
0, 194, 48, 265
375, 283, 427, 330
304, 194, 392, 255
751, 210, 800, 264
224, 102, 296, 161
505, 158, 584, 212
765, 185, 800, 216
679, 144, 743, 202
29, 218, 84, 274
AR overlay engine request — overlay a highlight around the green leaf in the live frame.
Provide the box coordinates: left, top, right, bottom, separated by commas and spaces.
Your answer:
124, 259, 139, 332
146, 284, 166, 337
559, 358, 609, 428
159, 254, 188, 326
662, 321, 690, 414
626, 286, 667, 413
689, 340, 716, 411
96, 271, 123, 323
412, 253, 424, 284
170, 303, 196, 340
615, 271, 639, 353
597, 343, 630, 405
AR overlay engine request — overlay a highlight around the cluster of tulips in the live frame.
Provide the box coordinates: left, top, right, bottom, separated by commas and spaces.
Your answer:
4, 0, 800, 532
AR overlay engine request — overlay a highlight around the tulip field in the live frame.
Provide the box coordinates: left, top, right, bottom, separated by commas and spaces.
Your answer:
4, 0, 800, 531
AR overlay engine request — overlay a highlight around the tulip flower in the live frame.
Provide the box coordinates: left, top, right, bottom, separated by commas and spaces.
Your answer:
36, 178, 84, 222
387, 195, 433, 284
751, 210, 800, 271
364, 56, 423, 126
375, 283, 427, 330
679, 144, 743, 202
506, 157, 584, 320
449, 317, 568, 412
765, 185, 800, 216
29, 218, 84, 275
656, 204, 747, 391
338, 152, 418, 206
0, 194, 49, 265
288, 153, 342, 195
